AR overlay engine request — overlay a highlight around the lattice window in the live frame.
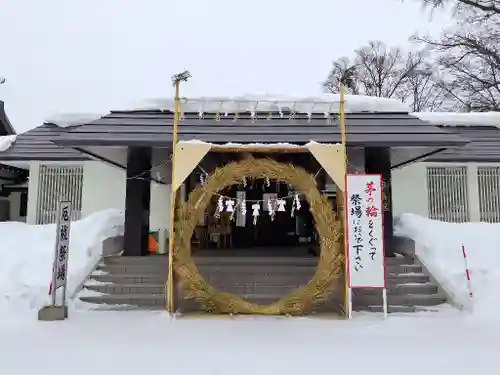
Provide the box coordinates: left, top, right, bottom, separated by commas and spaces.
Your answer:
36, 165, 83, 224
427, 166, 469, 223
477, 166, 500, 223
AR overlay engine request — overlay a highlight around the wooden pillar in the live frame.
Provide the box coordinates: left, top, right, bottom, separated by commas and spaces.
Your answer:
364, 147, 395, 257
123, 147, 152, 256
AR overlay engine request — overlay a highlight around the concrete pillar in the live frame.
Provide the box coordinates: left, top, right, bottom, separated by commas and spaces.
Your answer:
123, 147, 152, 256
466, 164, 480, 222
27, 162, 40, 224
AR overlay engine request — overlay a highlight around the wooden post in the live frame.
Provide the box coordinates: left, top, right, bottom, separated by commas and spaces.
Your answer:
338, 85, 350, 318
166, 70, 190, 314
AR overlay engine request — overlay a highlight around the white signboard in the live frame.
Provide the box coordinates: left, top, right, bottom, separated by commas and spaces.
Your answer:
346, 174, 386, 289
53, 201, 72, 293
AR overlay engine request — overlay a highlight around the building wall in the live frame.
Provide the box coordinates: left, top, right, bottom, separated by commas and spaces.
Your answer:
22, 157, 500, 226
81, 161, 171, 231
392, 162, 500, 222
392, 162, 429, 218
27, 160, 171, 230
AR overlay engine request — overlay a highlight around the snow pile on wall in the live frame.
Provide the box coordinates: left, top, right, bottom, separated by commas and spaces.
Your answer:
0, 209, 124, 312
395, 214, 500, 317
0, 135, 17, 152
412, 112, 500, 127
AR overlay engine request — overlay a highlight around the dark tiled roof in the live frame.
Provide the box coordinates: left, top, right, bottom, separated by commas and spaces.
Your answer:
0, 123, 89, 161
53, 111, 467, 147
426, 126, 500, 162
0, 101, 15, 135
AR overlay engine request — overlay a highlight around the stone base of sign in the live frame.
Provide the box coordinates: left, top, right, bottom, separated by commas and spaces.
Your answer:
37, 305, 68, 321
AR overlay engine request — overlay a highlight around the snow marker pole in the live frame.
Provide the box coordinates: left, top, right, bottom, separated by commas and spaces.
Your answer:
461, 244, 473, 299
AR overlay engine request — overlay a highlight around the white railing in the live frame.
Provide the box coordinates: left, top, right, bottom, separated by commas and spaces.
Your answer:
36, 165, 83, 224
427, 166, 470, 223
477, 166, 500, 223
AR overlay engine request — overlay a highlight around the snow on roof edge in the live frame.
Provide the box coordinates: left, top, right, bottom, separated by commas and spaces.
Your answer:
43, 94, 411, 128
0, 135, 17, 153
43, 114, 103, 128
179, 140, 341, 148
412, 112, 500, 128
132, 94, 410, 114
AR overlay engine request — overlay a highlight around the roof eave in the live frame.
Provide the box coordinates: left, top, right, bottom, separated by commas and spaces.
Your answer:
0, 101, 16, 135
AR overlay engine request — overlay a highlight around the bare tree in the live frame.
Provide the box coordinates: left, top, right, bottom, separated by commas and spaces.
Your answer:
404, 64, 449, 111
414, 9, 500, 111
323, 41, 446, 111
415, 0, 500, 15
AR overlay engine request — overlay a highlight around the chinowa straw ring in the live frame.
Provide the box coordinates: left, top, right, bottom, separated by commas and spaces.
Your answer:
171, 157, 345, 315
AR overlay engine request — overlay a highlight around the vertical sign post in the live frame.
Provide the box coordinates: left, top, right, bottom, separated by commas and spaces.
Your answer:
50, 201, 72, 308
346, 175, 388, 319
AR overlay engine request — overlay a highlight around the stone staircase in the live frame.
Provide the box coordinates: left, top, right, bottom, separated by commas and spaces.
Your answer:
79, 253, 447, 313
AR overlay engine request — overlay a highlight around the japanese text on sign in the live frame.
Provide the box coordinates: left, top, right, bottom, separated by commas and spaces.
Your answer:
54, 202, 72, 291
346, 175, 386, 288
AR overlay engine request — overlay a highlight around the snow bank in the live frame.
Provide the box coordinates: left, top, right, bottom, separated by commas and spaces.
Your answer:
412, 112, 500, 127
0, 209, 124, 312
395, 214, 500, 317
0, 135, 17, 152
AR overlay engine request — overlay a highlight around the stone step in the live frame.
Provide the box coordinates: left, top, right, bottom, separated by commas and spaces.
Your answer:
79, 293, 166, 307
384, 256, 414, 265
353, 283, 438, 295
85, 305, 166, 311
388, 274, 430, 284
90, 274, 166, 284
103, 255, 413, 266
90, 272, 315, 285
196, 257, 319, 266
354, 293, 446, 307
90, 272, 430, 287
355, 305, 434, 313
97, 261, 418, 273
85, 283, 165, 295
96, 264, 168, 273
103, 255, 168, 264
96, 264, 318, 275
386, 264, 422, 274
103, 256, 319, 266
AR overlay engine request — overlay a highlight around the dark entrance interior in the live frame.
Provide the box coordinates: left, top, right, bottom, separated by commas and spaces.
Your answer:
195, 178, 322, 253
230, 179, 314, 248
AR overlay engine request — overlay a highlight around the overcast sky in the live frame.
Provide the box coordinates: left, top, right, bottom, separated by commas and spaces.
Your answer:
0, 0, 451, 133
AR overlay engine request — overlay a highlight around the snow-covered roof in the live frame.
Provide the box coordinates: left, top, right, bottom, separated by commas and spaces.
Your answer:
136, 94, 410, 115
44, 94, 410, 127
412, 112, 500, 127
0, 135, 17, 152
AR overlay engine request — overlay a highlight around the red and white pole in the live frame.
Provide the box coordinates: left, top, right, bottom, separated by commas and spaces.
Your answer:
461, 244, 473, 299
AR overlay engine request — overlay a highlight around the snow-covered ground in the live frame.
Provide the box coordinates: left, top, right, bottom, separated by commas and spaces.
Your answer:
2, 310, 499, 375
1, 212, 500, 375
